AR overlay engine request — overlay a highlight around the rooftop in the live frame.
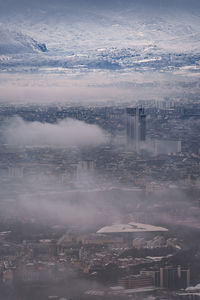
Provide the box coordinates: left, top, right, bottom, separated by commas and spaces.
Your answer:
97, 222, 168, 234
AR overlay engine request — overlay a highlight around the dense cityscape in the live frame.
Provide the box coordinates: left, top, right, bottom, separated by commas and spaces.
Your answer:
0, 100, 199, 299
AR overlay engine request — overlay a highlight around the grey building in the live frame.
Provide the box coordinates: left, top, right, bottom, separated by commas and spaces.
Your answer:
126, 108, 146, 151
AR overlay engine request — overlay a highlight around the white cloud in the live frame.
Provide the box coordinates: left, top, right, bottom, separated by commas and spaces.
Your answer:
4, 117, 106, 147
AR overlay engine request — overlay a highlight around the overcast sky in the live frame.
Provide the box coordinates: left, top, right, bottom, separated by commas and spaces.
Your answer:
1, 0, 200, 11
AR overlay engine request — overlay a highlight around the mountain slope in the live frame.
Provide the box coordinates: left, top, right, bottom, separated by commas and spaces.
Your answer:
0, 27, 47, 55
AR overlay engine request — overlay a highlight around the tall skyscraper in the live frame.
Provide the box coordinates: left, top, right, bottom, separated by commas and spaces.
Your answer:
126, 107, 146, 151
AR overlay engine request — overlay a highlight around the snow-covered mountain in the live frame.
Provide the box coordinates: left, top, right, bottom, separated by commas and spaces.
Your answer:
0, 27, 47, 55
1, 19, 200, 75
1, 6, 200, 70
0, 0, 200, 102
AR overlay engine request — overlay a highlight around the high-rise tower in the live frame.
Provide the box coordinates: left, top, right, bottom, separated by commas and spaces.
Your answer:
126, 107, 146, 151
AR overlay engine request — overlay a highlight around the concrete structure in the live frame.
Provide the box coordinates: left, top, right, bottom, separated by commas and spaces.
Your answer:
118, 274, 153, 289
126, 108, 146, 152
141, 266, 190, 289
153, 139, 182, 155
97, 222, 168, 234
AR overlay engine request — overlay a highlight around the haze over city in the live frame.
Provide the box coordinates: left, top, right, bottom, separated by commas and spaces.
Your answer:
0, 1, 200, 300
